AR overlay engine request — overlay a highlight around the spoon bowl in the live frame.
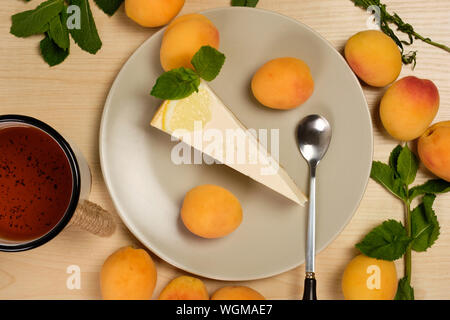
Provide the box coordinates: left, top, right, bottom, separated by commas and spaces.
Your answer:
296, 115, 332, 167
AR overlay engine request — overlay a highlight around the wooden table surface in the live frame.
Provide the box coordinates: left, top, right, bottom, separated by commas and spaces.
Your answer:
0, 0, 449, 300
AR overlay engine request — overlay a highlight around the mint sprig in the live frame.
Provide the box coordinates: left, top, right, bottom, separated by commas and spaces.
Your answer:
11, 0, 64, 38
151, 46, 226, 100
151, 68, 200, 100
48, 13, 69, 50
370, 161, 406, 200
395, 277, 415, 300
411, 194, 440, 252
355, 220, 410, 261
191, 46, 226, 82
10, 0, 122, 66
94, 0, 124, 16
40, 33, 69, 66
231, 0, 259, 7
68, 0, 102, 54
360, 144, 450, 300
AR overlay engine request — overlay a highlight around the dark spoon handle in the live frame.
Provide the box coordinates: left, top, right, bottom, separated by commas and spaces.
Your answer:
302, 277, 317, 300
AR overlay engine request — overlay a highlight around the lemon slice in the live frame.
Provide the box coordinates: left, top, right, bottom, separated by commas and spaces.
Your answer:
160, 86, 212, 132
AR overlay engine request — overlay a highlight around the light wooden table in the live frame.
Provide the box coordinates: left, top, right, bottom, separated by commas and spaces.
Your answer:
0, 0, 449, 300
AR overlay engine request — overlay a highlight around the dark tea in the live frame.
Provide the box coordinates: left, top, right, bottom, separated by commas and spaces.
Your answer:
0, 125, 73, 241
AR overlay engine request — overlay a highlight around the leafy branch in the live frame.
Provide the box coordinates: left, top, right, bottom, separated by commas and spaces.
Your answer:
10, 0, 124, 66
357, 145, 450, 300
351, 0, 450, 67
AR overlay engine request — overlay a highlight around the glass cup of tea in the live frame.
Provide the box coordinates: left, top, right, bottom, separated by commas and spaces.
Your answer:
0, 115, 116, 252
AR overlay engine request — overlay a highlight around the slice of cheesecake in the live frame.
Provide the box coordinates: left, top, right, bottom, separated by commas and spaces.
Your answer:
151, 81, 307, 205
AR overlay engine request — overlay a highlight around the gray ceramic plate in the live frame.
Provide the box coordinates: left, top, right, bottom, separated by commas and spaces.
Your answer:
99, 7, 373, 281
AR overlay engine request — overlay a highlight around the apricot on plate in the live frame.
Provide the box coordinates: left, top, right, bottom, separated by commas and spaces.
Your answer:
160, 14, 220, 71
100, 246, 157, 300
181, 184, 243, 239
345, 30, 402, 87
342, 254, 398, 300
125, 0, 185, 28
418, 121, 450, 182
159, 276, 209, 300
251, 57, 314, 110
380, 76, 439, 141
211, 286, 265, 300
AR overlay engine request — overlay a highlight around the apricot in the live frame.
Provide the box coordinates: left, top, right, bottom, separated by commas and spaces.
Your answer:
160, 14, 220, 71
418, 121, 450, 182
380, 76, 440, 141
342, 254, 397, 300
345, 30, 402, 87
181, 185, 243, 239
100, 246, 157, 300
125, 0, 185, 28
251, 57, 314, 110
158, 276, 209, 300
211, 286, 265, 300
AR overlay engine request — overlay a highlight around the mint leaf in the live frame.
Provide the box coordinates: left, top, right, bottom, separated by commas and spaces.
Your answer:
191, 46, 226, 81
151, 68, 200, 100
231, 0, 259, 7
389, 145, 403, 178
394, 277, 414, 300
355, 220, 411, 261
68, 0, 102, 54
94, 0, 124, 16
48, 13, 69, 50
410, 179, 450, 200
371, 161, 406, 200
11, 0, 64, 38
411, 194, 440, 252
40, 33, 69, 66
397, 145, 419, 186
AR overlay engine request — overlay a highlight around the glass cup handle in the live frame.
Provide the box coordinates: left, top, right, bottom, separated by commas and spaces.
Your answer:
68, 200, 116, 237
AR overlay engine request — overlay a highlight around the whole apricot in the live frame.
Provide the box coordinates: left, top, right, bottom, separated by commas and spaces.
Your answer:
181, 185, 243, 239
251, 57, 314, 110
380, 76, 439, 141
160, 14, 220, 71
100, 246, 157, 300
418, 121, 450, 182
345, 30, 402, 87
159, 276, 209, 300
125, 0, 185, 28
342, 254, 397, 300
211, 286, 265, 300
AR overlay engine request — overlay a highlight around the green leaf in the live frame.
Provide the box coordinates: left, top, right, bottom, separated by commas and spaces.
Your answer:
40, 33, 69, 66
411, 194, 440, 252
11, 0, 64, 38
94, 0, 124, 16
394, 277, 414, 300
231, 0, 259, 7
48, 13, 69, 50
191, 46, 226, 82
68, 0, 102, 54
355, 220, 411, 261
397, 145, 419, 186
370, 161, 406, 200
389, 145, 403, 177
409, 179, 450, 200
151, 68, 200, 100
